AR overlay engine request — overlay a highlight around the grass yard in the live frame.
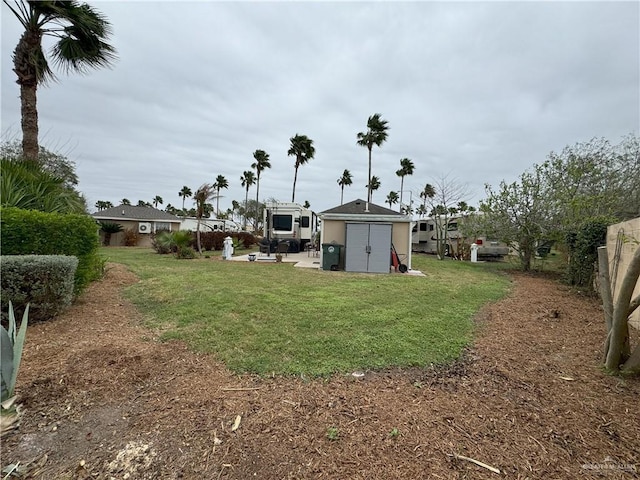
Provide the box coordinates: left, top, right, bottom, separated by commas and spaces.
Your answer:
100, 247, 511, 376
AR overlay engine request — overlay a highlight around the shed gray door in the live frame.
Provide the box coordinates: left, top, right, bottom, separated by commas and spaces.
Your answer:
345, 223, 392, 273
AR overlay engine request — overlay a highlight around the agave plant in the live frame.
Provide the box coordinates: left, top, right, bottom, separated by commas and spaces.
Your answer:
1, 302, 29, 437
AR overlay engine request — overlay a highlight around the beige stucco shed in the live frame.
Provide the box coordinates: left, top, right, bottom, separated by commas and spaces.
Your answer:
319, 199, 413, 273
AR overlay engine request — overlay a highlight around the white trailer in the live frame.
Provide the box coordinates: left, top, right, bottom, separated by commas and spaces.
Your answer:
180, 217, 241, 233
263, 202, 317, 252
411, 217, 509, 259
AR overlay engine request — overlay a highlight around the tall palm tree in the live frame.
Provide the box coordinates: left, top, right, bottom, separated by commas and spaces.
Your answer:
179, 186, 192, 211
4, 0, 117, 162
357, 113, 389, 205
386, 191, 399, 209
367, 176, 381, 201
287, 134, 315, 203
251, 149, 271, 228
152, 195, 163, 208
212, 174, 228, 216
193, 183, 214, 254
240, 170, 256, 230
396, 158, 415, 207
337, 169, 353, 205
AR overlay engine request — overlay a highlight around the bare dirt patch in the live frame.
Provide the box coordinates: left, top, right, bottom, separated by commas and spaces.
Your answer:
2, 264, 639, 479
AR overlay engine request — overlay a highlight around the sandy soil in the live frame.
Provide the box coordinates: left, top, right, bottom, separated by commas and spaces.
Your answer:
2, 263, 639, 479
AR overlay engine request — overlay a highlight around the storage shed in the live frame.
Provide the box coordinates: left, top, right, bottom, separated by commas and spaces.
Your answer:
319, 199, 412, 273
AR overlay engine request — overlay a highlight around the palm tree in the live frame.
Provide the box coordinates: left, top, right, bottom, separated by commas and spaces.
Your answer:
95, 200, 113, 211
367, 176, 381, 201
179, 186, 192, 211
193, 183, 214, 254
251, 149, 271, 228
337, 169, 353, 205
420, 183, 436, 210
386, 191, 399, 209
396, 158, 415, 207
4, 0, 117, 162
357, 113, 389, 205
152, 195, 163, 208
416, 204, 428, 218
99, 222, 123, 246
212, 174, 228, 216
240, 170, 256, 230
121, 198, 131, 205
287, 134, 315, 203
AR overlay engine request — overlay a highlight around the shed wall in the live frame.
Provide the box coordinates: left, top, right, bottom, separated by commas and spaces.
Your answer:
607, 217, 640, 329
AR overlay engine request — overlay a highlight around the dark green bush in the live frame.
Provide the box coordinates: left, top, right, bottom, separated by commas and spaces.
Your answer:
565, 218, 610, 289
1, 255, 78, 322
0, 207, 102, 293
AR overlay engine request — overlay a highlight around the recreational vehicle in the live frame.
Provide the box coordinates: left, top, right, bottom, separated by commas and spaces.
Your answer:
180, 217, 241, 233
412, 217, 509, 259
263, 202, 317, 252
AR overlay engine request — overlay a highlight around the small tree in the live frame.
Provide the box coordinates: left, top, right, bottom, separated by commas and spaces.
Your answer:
422, 175, 470, 260
193, 184, 214, 254
480, 168, 550, 270
99, 222, 123, 246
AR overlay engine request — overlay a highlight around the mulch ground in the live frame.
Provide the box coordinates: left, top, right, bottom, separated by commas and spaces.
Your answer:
2, 263, 639, 479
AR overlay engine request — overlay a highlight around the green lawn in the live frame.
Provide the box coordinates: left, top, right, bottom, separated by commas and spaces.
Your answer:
100, 247, 511, 376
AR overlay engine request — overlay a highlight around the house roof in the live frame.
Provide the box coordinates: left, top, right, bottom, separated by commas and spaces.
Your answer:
321, 199, 403, 216
320, 199, 411, 222
92, 205, 181, 223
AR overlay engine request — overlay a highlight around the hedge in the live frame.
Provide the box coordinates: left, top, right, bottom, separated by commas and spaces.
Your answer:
1, 255, 78, 322
0, 207, 102, 293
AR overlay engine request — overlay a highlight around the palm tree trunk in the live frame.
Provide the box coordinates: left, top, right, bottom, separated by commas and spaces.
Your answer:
255, 175, 261, 231
20, 83, 39, 162
216, 189, 220, 217
292, 166, 299, 202
340, 186, 344, 205
399, 177, 404, 208
14, 30, 41, 163
244, 189, 249, 230
367, 147, 372, 204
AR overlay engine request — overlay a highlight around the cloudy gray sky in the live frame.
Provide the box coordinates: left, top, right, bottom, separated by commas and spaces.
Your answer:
2, 1, 639, 215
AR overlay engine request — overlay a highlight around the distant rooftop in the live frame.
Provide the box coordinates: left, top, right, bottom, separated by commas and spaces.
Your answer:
92, 205, 181, 222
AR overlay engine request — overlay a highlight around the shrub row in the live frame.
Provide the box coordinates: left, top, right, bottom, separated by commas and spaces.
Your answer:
1, 255, 78, 322
152, 231, 257, 253
0, 207, 103, 293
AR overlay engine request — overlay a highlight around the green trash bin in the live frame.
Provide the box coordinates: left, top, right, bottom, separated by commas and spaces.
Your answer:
322, 243, 343, 271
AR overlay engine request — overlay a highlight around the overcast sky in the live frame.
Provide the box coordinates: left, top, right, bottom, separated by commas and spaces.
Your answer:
2, 1, 639, 215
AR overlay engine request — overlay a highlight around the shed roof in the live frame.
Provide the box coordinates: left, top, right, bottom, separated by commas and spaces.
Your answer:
321, 199, 403, 216
320, 199, 411, 223
92, 205, 181, 222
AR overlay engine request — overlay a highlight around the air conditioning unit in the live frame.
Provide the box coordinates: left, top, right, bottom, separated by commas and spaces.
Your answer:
138, 222, 152, 234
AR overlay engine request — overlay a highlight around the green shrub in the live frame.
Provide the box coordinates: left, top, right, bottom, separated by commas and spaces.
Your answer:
0, 207, 101, 293
564, 218, 610, 289
152, 230, 174, 254
1, 255, 78, 322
